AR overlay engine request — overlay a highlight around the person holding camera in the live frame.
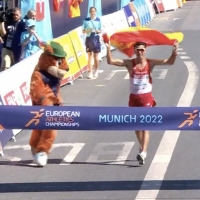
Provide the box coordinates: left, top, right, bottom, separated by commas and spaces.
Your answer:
0, 7, 21, 70
20, 19, 41, 60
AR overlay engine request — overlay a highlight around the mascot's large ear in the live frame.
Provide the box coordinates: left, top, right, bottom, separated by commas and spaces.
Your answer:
39, 41, 54, 54
39, 41, 67, 58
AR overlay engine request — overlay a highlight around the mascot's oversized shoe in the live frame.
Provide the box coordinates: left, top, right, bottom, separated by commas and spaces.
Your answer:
34, 152, 48, 167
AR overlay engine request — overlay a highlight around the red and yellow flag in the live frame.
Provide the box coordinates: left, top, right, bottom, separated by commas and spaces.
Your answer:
68, 0, 83, 18
53, 0, 61, 11
103, 27, 184, 57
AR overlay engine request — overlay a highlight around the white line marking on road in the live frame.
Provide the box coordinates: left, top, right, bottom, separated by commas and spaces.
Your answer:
4, 145, 30, 150
155, 69, 168, 79
87, 142, 135, 164
177, 52, 186, 55
173, 18, 180, 21
105, 69, 128, 80
113, 69, 127, 72
57, 143, 85, 165
177, 48, 183, 51
3, 143, 85, 165
124, 73, 129, 79
1, 154, 21, 162
180, 56, 190, 59
105, 71, 116, 80
135, 61, 199, 200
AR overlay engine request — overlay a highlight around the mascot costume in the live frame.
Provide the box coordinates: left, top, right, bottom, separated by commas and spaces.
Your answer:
29, 41, 69, 167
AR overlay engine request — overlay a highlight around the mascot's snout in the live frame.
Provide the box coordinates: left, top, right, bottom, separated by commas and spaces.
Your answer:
47, 66, 68, 79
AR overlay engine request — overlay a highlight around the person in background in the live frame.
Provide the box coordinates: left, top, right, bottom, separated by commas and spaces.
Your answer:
0, 7, 21, 70
82, 7, 102, 79
12, 9, 36, 64
20, 19, 41, 60
105, 40, 178, 165
0, 19, 5, 69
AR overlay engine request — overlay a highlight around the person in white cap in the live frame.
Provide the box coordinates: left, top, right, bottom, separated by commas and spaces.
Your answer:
20, 19, 41, 60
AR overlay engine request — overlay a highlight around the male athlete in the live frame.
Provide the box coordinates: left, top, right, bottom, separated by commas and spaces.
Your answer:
105, 40, 178, 165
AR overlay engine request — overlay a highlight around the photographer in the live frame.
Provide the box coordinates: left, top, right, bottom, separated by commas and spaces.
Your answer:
0, 7, 21, 70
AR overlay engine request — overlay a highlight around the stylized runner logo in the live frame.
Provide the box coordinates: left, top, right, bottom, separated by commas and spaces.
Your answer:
25, 109, 45, 127
179, 110, 198, 128
0, 124, 5, 133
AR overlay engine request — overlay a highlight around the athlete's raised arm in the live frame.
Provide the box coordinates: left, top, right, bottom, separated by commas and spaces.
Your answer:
150, 42, 178, 68
105, 42, 132, 68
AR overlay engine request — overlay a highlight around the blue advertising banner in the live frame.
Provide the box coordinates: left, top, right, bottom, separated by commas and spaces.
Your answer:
137, 0, 148, 25
122, 4, 136, 27
140, 0, 151, 23
134, 0, 146, 26
0, 96, 14, 149
0, 106, 199, 131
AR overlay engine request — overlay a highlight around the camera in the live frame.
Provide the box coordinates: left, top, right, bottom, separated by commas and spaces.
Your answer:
0, 8, 14, 23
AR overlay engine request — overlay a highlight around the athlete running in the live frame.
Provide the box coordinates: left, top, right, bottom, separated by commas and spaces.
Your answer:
105, 40, 178, 165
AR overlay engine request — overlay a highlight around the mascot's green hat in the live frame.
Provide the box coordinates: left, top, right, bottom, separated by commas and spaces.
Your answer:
44, 41, 67, 58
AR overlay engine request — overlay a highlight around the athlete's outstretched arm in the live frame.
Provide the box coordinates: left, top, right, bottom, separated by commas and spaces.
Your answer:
150, 42, 178, 68
106, 43, 131, 67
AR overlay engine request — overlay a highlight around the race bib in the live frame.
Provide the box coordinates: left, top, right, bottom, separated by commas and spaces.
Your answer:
133, 75, 149, 90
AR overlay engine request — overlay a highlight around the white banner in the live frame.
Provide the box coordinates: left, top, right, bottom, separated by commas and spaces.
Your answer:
145, 0, 155, 20
0, 50, 42, 136
101, 10, 129, 36
162, 0, 178, 11
101, 10, 129, 57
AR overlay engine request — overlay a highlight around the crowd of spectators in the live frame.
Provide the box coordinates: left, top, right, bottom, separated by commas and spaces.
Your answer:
0, 6, 41, 71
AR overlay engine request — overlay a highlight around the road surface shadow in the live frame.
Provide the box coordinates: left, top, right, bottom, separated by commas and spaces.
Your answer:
0, 159, 141, 168
0, 180, 199, 193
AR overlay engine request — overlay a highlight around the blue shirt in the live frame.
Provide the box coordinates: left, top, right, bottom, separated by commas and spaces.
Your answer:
82, 17, 102, 37
12, 16, 28, 50
20, 31, 40, 59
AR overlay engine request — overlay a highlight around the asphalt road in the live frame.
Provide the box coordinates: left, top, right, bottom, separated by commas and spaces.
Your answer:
1, 2, 200, 200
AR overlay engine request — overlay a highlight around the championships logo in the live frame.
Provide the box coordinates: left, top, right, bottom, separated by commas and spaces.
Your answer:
25, 109, 80, 128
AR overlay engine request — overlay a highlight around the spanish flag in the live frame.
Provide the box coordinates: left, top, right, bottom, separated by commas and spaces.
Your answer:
68, 0, 83, 18
53, 0, 61, 11
103, 27, 184, 57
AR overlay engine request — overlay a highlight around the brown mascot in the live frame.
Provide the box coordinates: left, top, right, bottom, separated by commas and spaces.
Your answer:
29, 41, 69, 167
